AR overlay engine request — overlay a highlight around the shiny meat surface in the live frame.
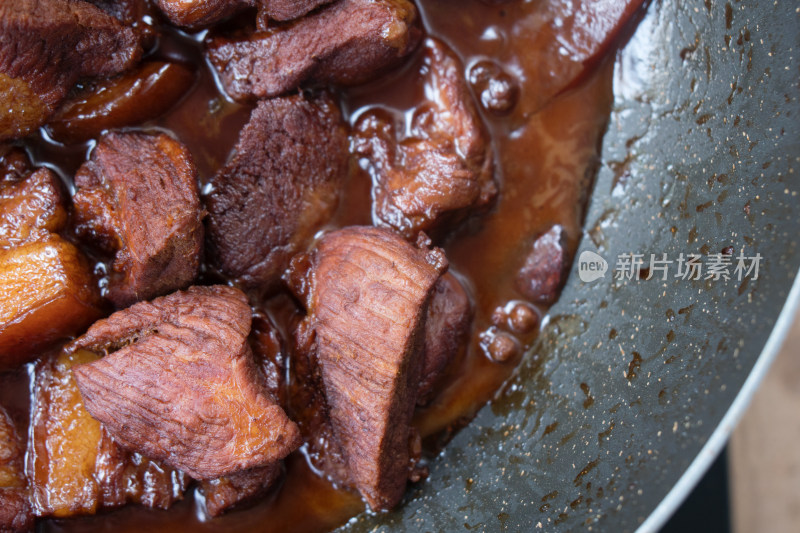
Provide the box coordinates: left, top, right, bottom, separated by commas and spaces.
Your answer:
205, 93, 348, 288
46, 61, 195, 144
354, 38, 496, 239
0, 405, 32, 532
28, 348, 187, 517
73, 131, 203, 308
0, 0, 142, 140
207, 0, 421, 101
70, 286, 302, 480
0, 167, 66, 250
0, 163, 102, 369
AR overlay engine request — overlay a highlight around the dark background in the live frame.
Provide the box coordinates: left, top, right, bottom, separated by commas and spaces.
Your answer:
661, 447, 730, 533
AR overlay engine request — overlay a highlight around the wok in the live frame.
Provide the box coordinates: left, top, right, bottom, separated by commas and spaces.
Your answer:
342, 0, 800, 531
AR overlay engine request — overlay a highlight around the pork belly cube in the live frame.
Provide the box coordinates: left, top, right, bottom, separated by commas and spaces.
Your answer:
515, 225, 569, 304
207, 0, 421, 101
417, 272, 472, 405
29, 348, 187, 517
354, 38, 496, 239
73, 131, 203, 308
0, 0, 142, 140
70, 286, 302, 480
0, 167, 67, 249
0, 236, 103, 370
0, 163, 103, 368
205, 93, 348, 288
294, 226, 446, 510
46, 61, 195, 144
0, 406, 32, 532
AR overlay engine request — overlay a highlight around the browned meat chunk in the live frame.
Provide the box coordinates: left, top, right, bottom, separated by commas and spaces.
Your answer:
198, 312, 288, 517
205, 93, 347, 288
293, 226, 446, 510
70, 286, 302, 480
286, 310, 352, 485
29, 348, 187, 517
46, 62, 195, 144
417, 272, 471, 405
0, 147, 30, 184
0, 167, 66, 249
200, 464, 282, 517
73, 131, 203, 308
88, 0, 149, 25
515, 225, 569, 304
0, 165, 103, 369
354, 38, 496, 239
261, 0, 335, 21
157, 0, 335, 28
207, 0, 421, 101
156, 0, 252, 29
0, 0, 143, 140
0, 405, 32, 532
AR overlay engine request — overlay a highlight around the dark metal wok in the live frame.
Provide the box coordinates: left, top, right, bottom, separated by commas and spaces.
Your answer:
343, 0, 800, 530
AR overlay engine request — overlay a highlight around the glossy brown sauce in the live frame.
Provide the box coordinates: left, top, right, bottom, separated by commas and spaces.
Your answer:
4, 1, 624, 531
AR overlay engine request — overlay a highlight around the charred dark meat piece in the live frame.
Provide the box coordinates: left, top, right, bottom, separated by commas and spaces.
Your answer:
29, 348, 187, 517
73, 131, 203, 308
70, 286, 302, 480
0, 405, 32, 531
292, 226, 446, 510
205, 93, 348, 288
0, 163, 102, 369
418, 272, 472, 405
354, 38, 496, 240
207, 0, 421, 101
0, 0, 143, 140
515, 225, 569, 304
